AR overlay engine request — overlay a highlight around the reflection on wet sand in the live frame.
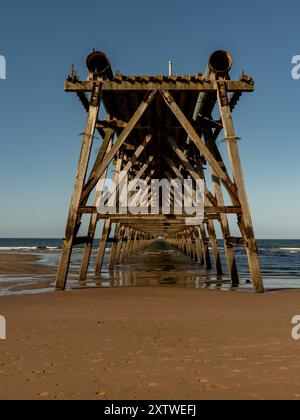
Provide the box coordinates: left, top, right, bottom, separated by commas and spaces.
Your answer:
2, 240, 300, 296
75, 240, 245, 292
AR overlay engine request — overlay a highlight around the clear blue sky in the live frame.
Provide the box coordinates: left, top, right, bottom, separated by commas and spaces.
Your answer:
0, 0, 299, 239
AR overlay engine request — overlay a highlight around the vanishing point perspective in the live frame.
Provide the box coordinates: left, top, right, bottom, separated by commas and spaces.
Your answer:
56, 49, 264, 293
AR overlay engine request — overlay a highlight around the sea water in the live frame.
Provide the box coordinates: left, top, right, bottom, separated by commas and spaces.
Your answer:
0, 239, 299, 294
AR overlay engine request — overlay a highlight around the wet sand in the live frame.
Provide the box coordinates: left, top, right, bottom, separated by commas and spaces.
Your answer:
0, 254, 56, 294
0, 254, 56, 276
1, 244, 300, 400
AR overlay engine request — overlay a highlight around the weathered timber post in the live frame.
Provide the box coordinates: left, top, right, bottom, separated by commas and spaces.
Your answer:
95, 154, 123, 274
216, 81, 264, 293
95, 219, 112, 275
194, 227, 204, 265
202, 126, 239, 286
109, 223, 121, 269
206, 220, 223, 275
199, 225, 212, 269
79, 137, 113, 281
115, 226, 125, 265
56, 78, 103, 290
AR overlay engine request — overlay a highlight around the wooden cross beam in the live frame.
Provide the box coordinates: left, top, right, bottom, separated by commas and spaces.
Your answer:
166, 136, 217, 207
65, 79, 254, 93
78, 207, 241, 216
160, 90, 239, 205
81, 90, 157, 203
103, 134, 153, 205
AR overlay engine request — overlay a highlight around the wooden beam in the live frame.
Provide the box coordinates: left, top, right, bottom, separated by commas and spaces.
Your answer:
81, 90, 156, 203
95, 219, 111, 275
115, 226, 125, 265
65, 80, 254, 93
79, 138, 113, 281
166, 137, 218, 207
86, 125, 115, 190
206, 220, 223, 275
104, 134, 153, 205
216, 81, 264, 293
134, 155, 154, 180
56, 79, 103, 290
95, 155, 123, 274
78, 206, 241, 215
202, 126, 239, 286
199, 225, 212, 270
109, 223, 121, 269
160, 90, 239, 205
97, 119, 221, 131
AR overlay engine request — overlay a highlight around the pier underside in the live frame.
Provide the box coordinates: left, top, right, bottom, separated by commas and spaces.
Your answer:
56, 50, 264, 293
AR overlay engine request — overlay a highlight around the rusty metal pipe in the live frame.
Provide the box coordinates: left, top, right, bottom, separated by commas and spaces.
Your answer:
192, 50, 233, 121
86, 51, 113, 79
208, 50, 233, 75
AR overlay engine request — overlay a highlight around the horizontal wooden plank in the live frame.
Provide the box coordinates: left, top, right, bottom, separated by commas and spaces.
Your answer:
115, 217, 213, 224
228, 237, 245, 246
78, 206, 241, 215
65, 80, 254, 93
73, 236, 93, 246
96, 119, 216, 130
65, 81, 93, 92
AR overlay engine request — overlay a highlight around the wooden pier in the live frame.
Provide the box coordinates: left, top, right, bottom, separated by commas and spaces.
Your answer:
56, 50, 264, 293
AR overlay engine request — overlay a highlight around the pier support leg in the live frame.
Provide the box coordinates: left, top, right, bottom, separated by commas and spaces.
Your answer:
194, 227, 204, 265
124, 228, 134, 261
120, 228, 130, 263
203, 126, 239, 285
115, 226, 125, 265
79, 136, 113, 281
95, 219, 111, 275
199, 225, 212, 270
109, 223, 121, 269
217, 81, 264, 293
56, 79, 103, 290
79, 213, 98, 281
207, 220, 223, 275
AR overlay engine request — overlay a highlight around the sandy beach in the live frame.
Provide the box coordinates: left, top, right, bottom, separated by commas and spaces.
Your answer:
0, 254, 56, 276
1, 248, 300, 400
0, 254, 56, 294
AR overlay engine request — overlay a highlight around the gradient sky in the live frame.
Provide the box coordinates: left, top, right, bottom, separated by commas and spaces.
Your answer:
0, 0, 299, 238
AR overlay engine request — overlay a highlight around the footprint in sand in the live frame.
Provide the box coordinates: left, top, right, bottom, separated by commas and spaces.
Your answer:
95, 391, 106, 397
38, 392, 49, 398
